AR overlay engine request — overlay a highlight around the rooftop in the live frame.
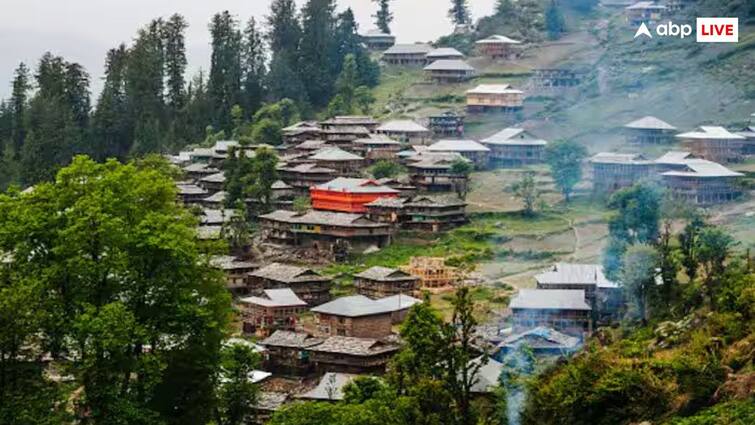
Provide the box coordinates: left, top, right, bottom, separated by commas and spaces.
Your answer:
249, 262, 330, 284
662, 159, 744, 178
255, 392, 289, 412
383, 43, 433, 55
535, 263, 618, 289
297, 373, 361, 401
655, 151, 695, 165
320, 115, 379, 126
354, 266, 417, 281
424, 59, 476, 72
428, 139, 491, 153
468, 356, 504, 393
676, 126, 745, 140
376, 120, 430, 134
209, 255, 257, 271
475, 34, 522, 44
626, 1, 667, 10
589, 152, 652, 165
499, 326, 581, 350
200, 172, 226, 184
312, 294, 420, 317
309, 147, 364, 162
466, 84, 523, 95
260, 330, 323, 348
311, 336, 400, 356
239, 288, 307, 308
510, 289, 591, 311
259, 209, 389, 228
426, 47, 465, 58
624, 116, 676, 130
203, 191, 227, 203
314, 178, 399, 194
481, 127, 548, 146
176, 183, 208, 196
364, 197, 407, 208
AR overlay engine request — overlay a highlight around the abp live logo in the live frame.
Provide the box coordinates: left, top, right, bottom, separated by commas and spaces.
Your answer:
696, 18, 738, 43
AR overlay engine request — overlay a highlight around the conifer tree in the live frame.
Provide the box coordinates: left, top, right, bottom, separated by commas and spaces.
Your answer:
163, 14, 188, 112
333, 9, 381, 88
449, 0, 471, 26
241, 17, 266, 117
545, 0, 565, 40
299, 0, 337, 107
373, 0, 393, 34
209, 11, 242, 133
267, 0, 305, 102
92, 45, 131, 160
10, 63, 31, 157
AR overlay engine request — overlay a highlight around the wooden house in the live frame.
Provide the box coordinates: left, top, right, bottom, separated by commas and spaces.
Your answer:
376, 178, 418, 197
183, 162, 220, 182
209, 255, 259, 296
351, 135, 403, 161
308, 147, 365, 176
252, 392, 289, 423
282, 121, 323, 145
402, 195, 468, 232
660, 159, 744, 205
407, 153, 471, 192
625, 1, 666, 25
310, 336, 400, 374
354, 266, 421, 299
375, 120, 432, 144
510, 289, 592, 337
466, 84, 525, 112
320, 116, 380, 132
535, 263, 623, 322
429, 111, 465, 138
312, 295, 392, 338
247, 263, 333, 306
322, 126, 372, 148
424, 59, 477, 83
481, 127, 548, 167
297, 373, 361, 402
201, 190, 226, 209
401, 257, 460, 291
310, 178, 400, 213
258, 210, 394, 255
624, 116, 677, 144
737, 126, 755, 155
259, 330, 324, 375
426, 47, 465, 61
475, 35, 522, 59
427, 139, 490, 168
381, 43, 433, 66
361, 29, 396, 51
278, 163, 337, 194
240, 288, 308, 337
176, 182, 209, 206
676, 126, 746, 163
292, 139, 331, 155
590, 152, 655, 194
199, 172, 225, 194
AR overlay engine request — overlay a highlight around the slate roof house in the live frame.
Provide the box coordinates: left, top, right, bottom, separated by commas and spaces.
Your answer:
624, 116, 677, 144
239, 288, 308, 337
351, 135, 404, 161
676, 126, 746, 163
426, 47, 465, 61
424, 59, 477, 83
311, 294, 421, 338
282, 121, 323, 145
535, 263, 623, 322
297, 372, 362, 401
466, 84, 525, 112
361, 29, 396, 51
310, 336, 401, 374
510, 289, 592, 337
176, 182, 209, 206
278, 163, 337, 194
320, 116, 380, 132
258, 210, 394, 255
209, 255, 259, 296
354, 266, 421, 299
481, 127, 548, 167
259, 330, 324, 375
495, 327, 581, 359
247, 263, 333, 306
407, 153, 472, 192
381, 43, 433, 66
468, 356, 505, 395
252, 392, 289, 424
402, 195, 468, 232
429, 111, 465, 138
375, 120, 432, 144
310, 178, 400, 214
590, 152, 655, 194
625, 1, 666, 25
427, 139, 491, 168
475, 35, 522, 59
308, 147, 365, 176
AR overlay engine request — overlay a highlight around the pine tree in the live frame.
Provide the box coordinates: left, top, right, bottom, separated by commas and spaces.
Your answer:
209, 11, 243, 133
449, 0, 471, 26
267, 0, 305, 102
545, 0, 565, 40
299, 0, 337, 107
92, 45, 131, 160
373, 0, 393, 34
10, 63, 31, 157
241, 17, 266, 117
333, 9, 381, 88
163, 14, 188, 112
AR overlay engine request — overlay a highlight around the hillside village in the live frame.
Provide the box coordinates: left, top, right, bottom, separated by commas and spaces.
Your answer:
1, 0, 754, 424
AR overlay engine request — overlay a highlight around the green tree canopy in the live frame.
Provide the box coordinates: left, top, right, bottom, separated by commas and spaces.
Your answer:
544, 139, 587, 202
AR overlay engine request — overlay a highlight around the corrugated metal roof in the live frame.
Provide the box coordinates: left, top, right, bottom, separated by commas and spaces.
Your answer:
510, 289, 591, 311
535, 264, 618, 288
676, 126, 745, 140
424, 59, 476, 72
624, 116, 676, 130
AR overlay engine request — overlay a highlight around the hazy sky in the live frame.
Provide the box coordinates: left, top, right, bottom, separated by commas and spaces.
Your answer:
0, 0, 497, 99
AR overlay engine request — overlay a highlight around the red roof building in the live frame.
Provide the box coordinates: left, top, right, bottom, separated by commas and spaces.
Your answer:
310, 178, 400, 213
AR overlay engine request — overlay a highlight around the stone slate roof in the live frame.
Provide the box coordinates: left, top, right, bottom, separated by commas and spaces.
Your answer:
314, 178, 399, 194
482, 128, 548, 146
259, 210, 389, 228
475, 34, 521, 45
320, 116, 379, 127
624, 116, 676, 130
424, 59, 476, 72
499, 326, 580, 351
295, 140, 330, 150
212, 140, 240, 152
468, 356, 504, 394
466, 84, 523, 95
404, 195, 467, 208
176, 183, 208, 196
210, 255, 257, 271
535, 263, 618, 289
655, 151, 695, 165
353, 134, 402, 145
310, 336, 400, 356
376, 120, 430, 133
662, 160, 743, 178
383, 43, 433, 55
309, 147, 364, 162
589, 152, 652, 165
200, 172, 226, 184
196, 225, 222, 240
510, 289, 591, 311
271, 180, 292, 190
322, 126, 371, 135
240, 288, 307, 308
201, 208, 236, 225
426, 47, 465, 59
428, 139, 490, 153
312, 294, 420, 317
297, 373, 361, 401
260, 330, 324, 348
354, 266, 417, 282
203, 191, 227, 204
250, 263, 330, 284
183, 163, 219, 173
364, 197, 407, 208
255, 392, 289, 411
676, 126, 745, 140
282, 163, 337, 174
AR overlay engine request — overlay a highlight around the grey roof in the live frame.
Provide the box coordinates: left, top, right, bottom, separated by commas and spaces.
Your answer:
364, 197, 407, 208
655, 151, 694, 165
176, 183, 208, 196
189, 147, 223, 159
354, 266, 417, 281
383, 43, 433, 55
404, 195, 467, 208
240, 288, 307, 308
510, 289, 591, 311
213, 140, 240, 152
466, 84, 523, 95
676, 126, 745, 140
535, 263, 618, 289
259, 330, 324, 348
255, 392, 289, 411
424, 59, 476, 72
196, 225, 222, 240
624, 116, 676, 130
468, 356, 504, 393
373, 294, 422, 311
499, 326, 580, 350
310, 147, 364, 161
626, 1, 666, 10
314, 178, 400, 194
589, 152, 652, 165
295, 140, 330, 150
662, 159, 743, 178
475, 34, 521, 44
200, 172, 226, 184
271, 180, 292, 190
210, 255, 257, 271
363, 29, 395, 38
297, 373, 361, 401
353, 135, 402, 145
201, 208, 236, 225
203, 191, 227, 203
322, 126, 371, 135
428, 139, 490, 153
283, 121, 320, 133
250, 263, 330, 284
310, 336, 400, 356
426, 47, 465, 59
182, 163, 219, 173
321, 116, 379, 126
283, 163, 337, 174
312, 294, 420, 317
482, 128, 548, 146
376, 120, 430, 134
259, 210, 389, 228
